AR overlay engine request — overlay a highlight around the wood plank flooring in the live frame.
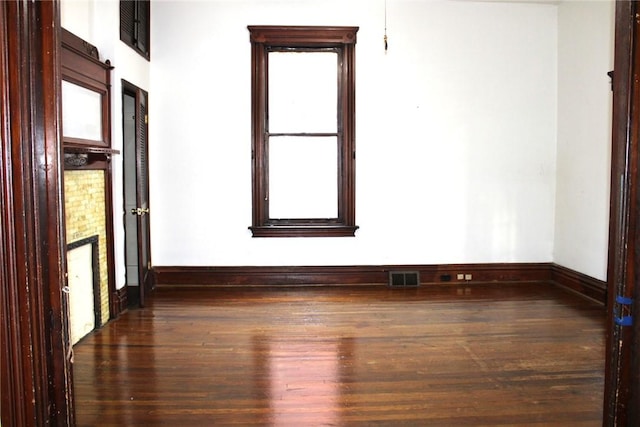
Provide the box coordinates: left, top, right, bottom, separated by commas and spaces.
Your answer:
73, 283, 605, 426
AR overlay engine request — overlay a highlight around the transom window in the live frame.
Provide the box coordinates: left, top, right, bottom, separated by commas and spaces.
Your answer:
248, 26, 359, 237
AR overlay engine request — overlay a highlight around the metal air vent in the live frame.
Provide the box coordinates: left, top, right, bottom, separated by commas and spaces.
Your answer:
388, 271, 420, 287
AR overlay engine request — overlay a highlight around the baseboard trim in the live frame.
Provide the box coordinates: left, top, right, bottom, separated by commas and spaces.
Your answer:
155, 263, 552, 287
110, 286, 128, 318
155, 263, 606, 304
549, 263, 606, 304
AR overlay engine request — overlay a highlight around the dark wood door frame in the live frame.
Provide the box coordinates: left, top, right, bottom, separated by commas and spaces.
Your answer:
605, 1, 640, 425
0, 1, 74, 425
122, 80, 152, 307
0, 0, 638, 424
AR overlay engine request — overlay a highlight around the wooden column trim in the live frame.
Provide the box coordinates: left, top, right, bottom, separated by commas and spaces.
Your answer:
0, 1, 73, 425
605, 1, 638, 424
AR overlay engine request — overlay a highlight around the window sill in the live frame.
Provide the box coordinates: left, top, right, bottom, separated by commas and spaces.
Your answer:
249, 225, 358, 238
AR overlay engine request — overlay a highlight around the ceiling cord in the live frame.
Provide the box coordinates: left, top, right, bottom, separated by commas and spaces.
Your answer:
384, 0, 388, 52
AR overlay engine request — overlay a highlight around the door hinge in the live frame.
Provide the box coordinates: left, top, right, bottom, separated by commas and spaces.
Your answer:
147, 261, 152, 270
144, 114, 148, 124
614, 295, 634, 327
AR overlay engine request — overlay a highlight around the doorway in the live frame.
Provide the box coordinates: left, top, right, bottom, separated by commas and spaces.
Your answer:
122, 81, 152, 307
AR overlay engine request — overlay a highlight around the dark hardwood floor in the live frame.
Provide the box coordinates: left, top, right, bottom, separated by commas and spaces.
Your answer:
73, 282, 605, 426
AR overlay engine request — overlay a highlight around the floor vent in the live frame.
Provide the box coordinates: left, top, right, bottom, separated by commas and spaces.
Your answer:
388, 271, 420, 287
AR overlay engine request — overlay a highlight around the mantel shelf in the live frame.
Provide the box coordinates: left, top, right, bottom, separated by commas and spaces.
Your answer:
63, 146, 119, 169
63, 145, 120, 155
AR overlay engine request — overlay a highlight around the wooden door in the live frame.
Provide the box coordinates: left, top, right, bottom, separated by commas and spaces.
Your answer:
124, 82, 152, 307
135, 89, 152, 306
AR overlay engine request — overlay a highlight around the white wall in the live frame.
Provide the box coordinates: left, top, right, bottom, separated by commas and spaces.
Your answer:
61, 0, 151, 289
150, 0, 558, 266
554, 0, 614, 281
61, 0, 615, 281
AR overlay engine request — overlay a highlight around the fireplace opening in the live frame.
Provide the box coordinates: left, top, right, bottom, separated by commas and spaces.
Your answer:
67, 235, 101, 345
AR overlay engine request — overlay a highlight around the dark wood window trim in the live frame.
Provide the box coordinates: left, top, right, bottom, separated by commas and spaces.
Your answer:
120, 0, 150, 60
248, 26, 359, 238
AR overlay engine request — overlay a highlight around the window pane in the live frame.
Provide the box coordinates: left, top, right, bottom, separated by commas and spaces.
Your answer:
62, 80, 103, 141
268, 51, 337, 133
269, 136, 337, 219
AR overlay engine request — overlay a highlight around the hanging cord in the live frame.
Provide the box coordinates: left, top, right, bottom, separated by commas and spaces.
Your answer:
384, 0, 388, 52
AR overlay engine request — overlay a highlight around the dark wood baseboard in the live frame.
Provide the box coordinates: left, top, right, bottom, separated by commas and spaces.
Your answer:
549, 263, 606, 304
154, 262, 606, 304
154, 263, 551, 287
110, 286, 128, 318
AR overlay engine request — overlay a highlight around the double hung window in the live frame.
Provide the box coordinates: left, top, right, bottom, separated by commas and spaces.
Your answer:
248, 26, 359, 237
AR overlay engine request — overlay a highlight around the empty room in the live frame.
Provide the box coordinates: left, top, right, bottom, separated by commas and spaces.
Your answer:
3, 0, 639, 425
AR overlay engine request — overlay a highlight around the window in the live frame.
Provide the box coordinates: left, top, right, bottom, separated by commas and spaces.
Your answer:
248, 26, 359, 237
120, 0, 150, 60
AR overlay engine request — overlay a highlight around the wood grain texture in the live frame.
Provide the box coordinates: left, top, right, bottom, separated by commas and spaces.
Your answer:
111, 287, 128, 318
154, 263, 607, 304
1, 1, 73, 425
550, 264, 607, 304
605, 2, 639, 424
154, 263, 553, 287
73, 282, 605, 426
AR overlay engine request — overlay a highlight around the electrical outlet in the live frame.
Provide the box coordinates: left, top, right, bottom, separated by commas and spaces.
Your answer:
464, 274, 472, 281
457, 274, 464, 280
